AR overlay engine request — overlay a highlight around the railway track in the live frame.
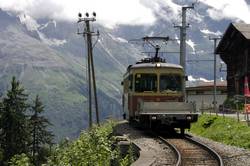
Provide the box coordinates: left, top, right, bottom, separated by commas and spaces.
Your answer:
157, 134, 224, 166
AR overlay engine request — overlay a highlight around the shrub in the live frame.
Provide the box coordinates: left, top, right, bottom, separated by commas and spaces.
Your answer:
202, 116, 217, 128
9, 153, 33, 166
47, 121, 119, 166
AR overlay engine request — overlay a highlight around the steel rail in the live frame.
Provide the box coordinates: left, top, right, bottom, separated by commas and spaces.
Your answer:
155, 133, 224, 166
157, 136, 182, 166
184, 135, 224, 166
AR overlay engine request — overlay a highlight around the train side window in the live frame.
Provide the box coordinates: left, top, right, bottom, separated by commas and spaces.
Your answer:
129, 75, 133, 90
135, 74, 157, 92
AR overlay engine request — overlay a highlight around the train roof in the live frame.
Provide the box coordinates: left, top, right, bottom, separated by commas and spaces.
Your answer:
129, 62, 183, 70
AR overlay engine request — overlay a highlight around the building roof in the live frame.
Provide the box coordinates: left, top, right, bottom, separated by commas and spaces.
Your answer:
233, 23, 250, 39
216, 23, 250, 54
186, 81, 227, 91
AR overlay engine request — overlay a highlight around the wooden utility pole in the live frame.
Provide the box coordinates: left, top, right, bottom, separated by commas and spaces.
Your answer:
77, 12, 100, 127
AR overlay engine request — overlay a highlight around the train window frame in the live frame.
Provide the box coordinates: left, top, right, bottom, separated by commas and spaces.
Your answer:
129, 74, 133, 90
134, 73, 157, 92
159, 74, 182, 92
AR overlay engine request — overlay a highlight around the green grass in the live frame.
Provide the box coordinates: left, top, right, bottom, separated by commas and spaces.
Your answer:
190, 114, 250, 150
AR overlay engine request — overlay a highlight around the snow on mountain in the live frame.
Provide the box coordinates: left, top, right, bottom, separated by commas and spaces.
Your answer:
39, 20, 57, 29
19, 13, 66, 46
187, 75, 213, 87
200, 29, 222, 36
109, 33, 128, 43
19, 14, 39, 31
186, 39, 196, 52
188, 75, 212, 82
37, 31, 67, 46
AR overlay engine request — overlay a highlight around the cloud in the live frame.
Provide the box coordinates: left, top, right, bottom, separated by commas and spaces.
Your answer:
199, 0, 250, 23
0, 0, 157, 28
142, 0, 182, 22
2, 0, 249, 28
0, 0, 186, 28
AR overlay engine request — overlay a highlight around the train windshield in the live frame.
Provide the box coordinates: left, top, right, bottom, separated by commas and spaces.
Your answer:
160, 74, 182, 92
135, 74, 157, 92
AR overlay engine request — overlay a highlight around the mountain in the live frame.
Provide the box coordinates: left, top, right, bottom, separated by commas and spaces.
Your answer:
0, 1, 235, 141
0, 9, 142, 141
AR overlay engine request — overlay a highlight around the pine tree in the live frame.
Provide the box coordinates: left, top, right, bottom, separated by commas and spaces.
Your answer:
29, 95, 53, 166
0, 100, 4, 163
0, 77, 30, 164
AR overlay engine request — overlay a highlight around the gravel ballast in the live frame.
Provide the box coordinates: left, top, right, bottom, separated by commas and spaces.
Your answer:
114, 121, 176, 166
189, 133, 250, 166
114, 121, 250, 166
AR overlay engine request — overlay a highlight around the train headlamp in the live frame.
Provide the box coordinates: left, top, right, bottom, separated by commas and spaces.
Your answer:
151, 116, 157, 120
186, 115, 192, 120
156, 63, 161, 67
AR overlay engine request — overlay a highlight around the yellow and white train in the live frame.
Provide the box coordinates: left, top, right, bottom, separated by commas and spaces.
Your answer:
122, 57, 198, 134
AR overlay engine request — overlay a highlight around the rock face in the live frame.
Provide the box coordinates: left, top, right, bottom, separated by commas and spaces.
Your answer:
0, 0, 236, 140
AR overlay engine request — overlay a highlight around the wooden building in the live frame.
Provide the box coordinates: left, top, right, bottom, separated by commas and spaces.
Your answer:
216, 23, 250, 97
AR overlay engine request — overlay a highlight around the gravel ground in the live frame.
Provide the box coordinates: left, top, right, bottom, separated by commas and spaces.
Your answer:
188, 133, 250, 166
113, 121, 176, 166
113, 121, 250, 166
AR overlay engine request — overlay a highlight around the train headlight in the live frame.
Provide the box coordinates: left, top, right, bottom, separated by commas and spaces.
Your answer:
186, 115, 192, 120
156, 63, 161, 67
151, 116, 157, 120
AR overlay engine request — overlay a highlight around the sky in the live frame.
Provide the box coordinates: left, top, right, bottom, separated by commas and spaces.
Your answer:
0, 0, 250, 28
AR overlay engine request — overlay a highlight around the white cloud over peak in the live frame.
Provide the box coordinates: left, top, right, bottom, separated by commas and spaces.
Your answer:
0, 0, 156, 28
1, 0, 250, 28
200, 0, 250, 23
142, 0, 182, 22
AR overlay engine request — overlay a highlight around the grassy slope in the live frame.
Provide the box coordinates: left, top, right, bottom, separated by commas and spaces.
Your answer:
190, 115, 250, 150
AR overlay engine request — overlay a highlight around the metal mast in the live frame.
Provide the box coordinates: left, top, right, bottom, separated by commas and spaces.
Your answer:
77, 12, 100, 128
174, 4, 194, 101
209, 36, 221, 115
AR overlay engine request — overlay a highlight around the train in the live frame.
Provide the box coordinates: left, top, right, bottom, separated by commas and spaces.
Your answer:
122, 39, 198, 134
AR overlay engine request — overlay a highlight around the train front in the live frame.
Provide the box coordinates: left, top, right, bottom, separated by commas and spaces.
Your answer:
122, 59, 198, 133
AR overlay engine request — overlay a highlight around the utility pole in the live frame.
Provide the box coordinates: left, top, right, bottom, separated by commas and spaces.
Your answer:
174, 4, 194, 101
77, 12, 100, 128
209, 36, 221, 115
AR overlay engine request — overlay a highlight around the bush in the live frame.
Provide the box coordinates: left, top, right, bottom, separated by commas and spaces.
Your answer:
0, 148, 3, 162
201, 116, 217, 129
223, 97, 244, 111
9, 153, 33, 166
47, 121, 120, 166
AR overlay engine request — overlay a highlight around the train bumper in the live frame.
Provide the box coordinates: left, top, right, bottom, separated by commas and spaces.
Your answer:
138, 101, 198, 125
142, 113, 198, 123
